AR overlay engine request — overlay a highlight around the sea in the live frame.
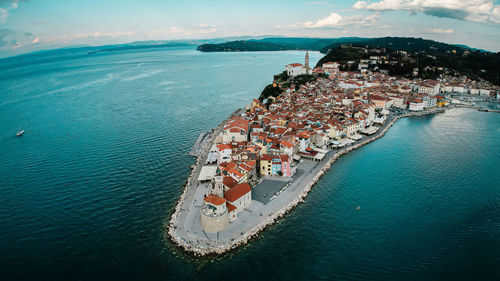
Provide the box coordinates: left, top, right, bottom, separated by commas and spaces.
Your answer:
0, 46, 499, 281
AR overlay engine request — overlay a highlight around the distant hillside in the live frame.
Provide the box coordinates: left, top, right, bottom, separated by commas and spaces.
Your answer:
318, 37, 468, 54
197, 37, 481, 53
197, 37, 364, 52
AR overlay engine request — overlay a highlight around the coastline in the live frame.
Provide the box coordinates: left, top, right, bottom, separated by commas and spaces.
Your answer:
167, 107, 448, 256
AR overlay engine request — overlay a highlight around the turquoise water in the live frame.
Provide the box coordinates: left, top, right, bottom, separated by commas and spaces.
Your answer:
1, 47, 499, 280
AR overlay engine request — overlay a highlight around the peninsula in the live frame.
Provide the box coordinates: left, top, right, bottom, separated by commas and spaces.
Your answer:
168, 51, 500, 256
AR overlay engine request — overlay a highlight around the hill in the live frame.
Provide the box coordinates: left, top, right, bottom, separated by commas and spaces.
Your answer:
316, 39, 500, 86
196, 36, 480, 53
197, 37, 364, 52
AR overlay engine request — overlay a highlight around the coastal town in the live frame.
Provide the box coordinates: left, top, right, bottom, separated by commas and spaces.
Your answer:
168, 52, 500, 256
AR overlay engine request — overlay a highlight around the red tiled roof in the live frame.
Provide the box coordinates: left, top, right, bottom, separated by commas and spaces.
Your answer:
226, 202, 237, 212
217, 144, 232, 151
204, 194, 226, 206
223, 176, 238, 189
280, 140, 294, 148
224, 183, 251, 202
280, 155, 289, 162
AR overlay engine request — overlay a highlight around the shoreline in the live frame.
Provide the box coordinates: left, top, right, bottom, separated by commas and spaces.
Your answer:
167, 107, 449, 257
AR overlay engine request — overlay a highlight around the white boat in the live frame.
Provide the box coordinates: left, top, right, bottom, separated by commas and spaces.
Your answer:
16, 130, 24, 137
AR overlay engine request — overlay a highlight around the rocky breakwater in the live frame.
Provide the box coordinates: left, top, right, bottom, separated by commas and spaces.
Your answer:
167, 109, 242, 255
167, 108, 445, 256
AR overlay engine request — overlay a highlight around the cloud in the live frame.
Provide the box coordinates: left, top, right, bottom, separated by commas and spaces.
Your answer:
23, 31, 31, 36
301, 11, 380, 28
353, 0, 500, 24
0, 0, 21, 23
199, 23, 216, 28
0, 8, 8, 23
428, 28, 455, 34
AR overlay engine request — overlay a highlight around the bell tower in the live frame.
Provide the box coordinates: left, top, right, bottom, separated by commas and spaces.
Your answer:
305, 51, 310, 74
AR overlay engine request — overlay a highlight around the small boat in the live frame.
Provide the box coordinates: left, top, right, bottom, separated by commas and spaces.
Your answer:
356, 206, 361, 211
16, 130, 24, 137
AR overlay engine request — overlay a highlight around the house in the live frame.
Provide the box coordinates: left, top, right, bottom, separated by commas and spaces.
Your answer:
216, 144, 232, 164
271, 157, 281, 175
297, 131, 311, 152
423, 96, 437, 108
322, 62, 339, 75
259, 154, 273, 176
280, 155, 292, 177
222, 117, 249, 143
279, 139, 295, 156
480, 89, 490, 97
285, 63, 306, 77
409, 99, 425, 111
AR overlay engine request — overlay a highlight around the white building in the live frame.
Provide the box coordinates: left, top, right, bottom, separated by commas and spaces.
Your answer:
409, 99, 425, 111
285, 52, 311, 77
423, 96, 437, 108
389, 95, 406, 109
480, 89, 490, 97
285, 63, 307, 77
297, 132, 311, 152
470, 88, 479, 95
216, 143, 232, 164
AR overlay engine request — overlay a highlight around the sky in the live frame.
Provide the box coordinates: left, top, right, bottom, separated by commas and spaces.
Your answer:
1, 0, 500, 58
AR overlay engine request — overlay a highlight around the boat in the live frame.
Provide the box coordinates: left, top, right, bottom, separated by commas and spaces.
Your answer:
16, 130, 24, 137
356, 206, 361, 211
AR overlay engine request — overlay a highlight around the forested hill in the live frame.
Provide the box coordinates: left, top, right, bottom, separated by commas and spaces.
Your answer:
316, 41, 499, 86
196, 37, 480, 53
318, 37, 470, 54
196, 37, 364, 52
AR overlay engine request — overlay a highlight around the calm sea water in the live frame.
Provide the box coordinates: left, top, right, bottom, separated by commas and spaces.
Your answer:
0, 47, 499, 281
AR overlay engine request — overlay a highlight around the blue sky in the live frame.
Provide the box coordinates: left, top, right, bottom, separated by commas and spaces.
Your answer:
1, 0, 499, 57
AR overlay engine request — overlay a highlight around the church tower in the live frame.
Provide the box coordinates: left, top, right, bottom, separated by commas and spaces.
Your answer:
305, 51, 310, 74
208, 175, 225, 198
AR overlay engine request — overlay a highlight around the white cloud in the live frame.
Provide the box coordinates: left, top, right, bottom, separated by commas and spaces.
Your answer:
353, 0, 500, 24
0, 0, 20, 23
0, 8, 8, 23
199, 23, 216, 28
428, 28, 455, 34
301, 11, 380, 28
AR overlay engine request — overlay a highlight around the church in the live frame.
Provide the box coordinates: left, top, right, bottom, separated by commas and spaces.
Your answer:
285, 51, 312, 77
